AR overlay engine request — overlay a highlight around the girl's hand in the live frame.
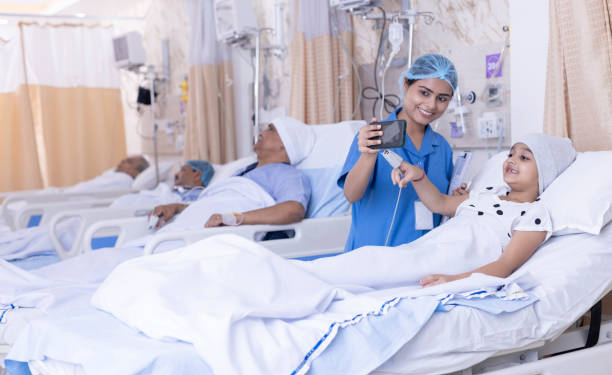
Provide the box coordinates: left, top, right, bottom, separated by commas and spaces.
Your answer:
391, 161, 423, 188
357, 118, 383, 155
419, 274, 458, 288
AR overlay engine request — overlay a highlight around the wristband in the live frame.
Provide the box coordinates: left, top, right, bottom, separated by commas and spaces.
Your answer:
221, 212, 244, 226
412, 168, 426, 182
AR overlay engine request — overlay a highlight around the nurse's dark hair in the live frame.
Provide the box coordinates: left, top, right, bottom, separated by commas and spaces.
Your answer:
403, 78, 417, 89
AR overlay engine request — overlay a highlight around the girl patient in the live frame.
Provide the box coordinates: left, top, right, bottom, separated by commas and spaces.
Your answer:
391, 132, 576, 287
293, 133, 576, 289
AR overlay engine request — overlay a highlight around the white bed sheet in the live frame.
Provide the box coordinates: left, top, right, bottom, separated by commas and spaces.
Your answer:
4, 223, 612, 375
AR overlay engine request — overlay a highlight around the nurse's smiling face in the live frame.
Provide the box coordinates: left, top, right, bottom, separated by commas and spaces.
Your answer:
400, 78, 453, 127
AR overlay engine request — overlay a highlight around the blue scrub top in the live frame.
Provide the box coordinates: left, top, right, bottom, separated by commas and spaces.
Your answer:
337, 107, 453, 251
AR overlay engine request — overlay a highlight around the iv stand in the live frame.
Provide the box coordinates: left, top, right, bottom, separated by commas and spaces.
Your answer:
148, 65, 160, 185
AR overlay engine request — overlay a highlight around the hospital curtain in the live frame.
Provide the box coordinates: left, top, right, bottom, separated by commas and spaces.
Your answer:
19, 23, 127, 187
183, 0, 236, 164
543, 0, 612, 151
0, 25, 44, 192
289, 0, 360, 124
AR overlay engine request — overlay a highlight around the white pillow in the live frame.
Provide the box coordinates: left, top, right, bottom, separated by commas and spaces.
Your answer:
132, 161, 176, 190
541, 151, 612, 235
208, 155, 258, 186
469, 150, 508, 193
296, 120, 364, 218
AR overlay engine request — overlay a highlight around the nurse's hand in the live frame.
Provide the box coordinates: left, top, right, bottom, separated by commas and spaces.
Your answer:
391, 161, 424, 188
357, 118, 383, 155
419, 274, 458, 288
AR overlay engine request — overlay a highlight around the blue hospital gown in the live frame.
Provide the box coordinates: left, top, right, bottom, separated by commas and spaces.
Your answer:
338, 108, 453, 251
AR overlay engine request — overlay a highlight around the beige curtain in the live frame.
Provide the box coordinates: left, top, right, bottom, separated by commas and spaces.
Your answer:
183, 0, 236, 164
544, 0, 612, 151
28, 85, 126, 187
0, 87, 44, 191
289, 0, 360, 124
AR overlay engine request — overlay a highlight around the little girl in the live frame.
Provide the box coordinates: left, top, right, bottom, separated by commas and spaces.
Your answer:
391, 133, 576, 287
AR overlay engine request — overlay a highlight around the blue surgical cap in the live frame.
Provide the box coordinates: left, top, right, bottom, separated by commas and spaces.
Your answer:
185, 160, 215, 187
399, 53, 458, 94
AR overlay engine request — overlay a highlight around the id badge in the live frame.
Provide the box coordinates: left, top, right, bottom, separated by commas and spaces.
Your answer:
414, 200, 433, 230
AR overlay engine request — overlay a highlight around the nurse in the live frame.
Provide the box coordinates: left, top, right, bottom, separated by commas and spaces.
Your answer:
338, 54, 457, 251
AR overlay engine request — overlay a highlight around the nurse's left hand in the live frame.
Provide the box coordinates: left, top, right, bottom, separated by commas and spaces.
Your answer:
419, 274, 458, 288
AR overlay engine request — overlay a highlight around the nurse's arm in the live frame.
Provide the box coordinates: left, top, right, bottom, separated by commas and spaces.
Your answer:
392, 161, 468, 217
344, 153, 378, 203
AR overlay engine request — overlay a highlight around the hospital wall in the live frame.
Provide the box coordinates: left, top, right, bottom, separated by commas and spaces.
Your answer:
110, 0, 550, 175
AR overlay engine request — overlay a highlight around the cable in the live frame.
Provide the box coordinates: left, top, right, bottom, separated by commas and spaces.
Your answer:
385, 186, 402, 246
360, 6, 401, 119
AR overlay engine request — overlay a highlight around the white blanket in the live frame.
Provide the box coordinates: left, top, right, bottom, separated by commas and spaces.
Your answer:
0, 184, 182, 261
124, 177, 276, 248
0, 170, 134, 233
92, 214, 533, 375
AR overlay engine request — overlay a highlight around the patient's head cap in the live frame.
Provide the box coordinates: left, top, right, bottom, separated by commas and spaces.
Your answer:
272, 117, 316, 165
515, 133, 576, 194
399, 53, 458, 94
185, 160, 215, 186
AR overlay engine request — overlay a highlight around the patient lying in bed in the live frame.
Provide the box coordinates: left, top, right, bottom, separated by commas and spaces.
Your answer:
84, 133, 577, 375
0, 160, 212, 263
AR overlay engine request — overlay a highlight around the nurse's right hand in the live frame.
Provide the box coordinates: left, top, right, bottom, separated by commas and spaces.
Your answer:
357, 118, 383, 155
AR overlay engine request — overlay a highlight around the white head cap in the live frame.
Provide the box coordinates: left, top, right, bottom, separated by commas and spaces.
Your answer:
272, 117, 316, 165
515, 133, 576, 194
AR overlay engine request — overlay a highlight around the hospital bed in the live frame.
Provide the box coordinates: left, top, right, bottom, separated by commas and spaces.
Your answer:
0, 162, 176, 231
1, 150, 611, 375
48, 120, 364, 260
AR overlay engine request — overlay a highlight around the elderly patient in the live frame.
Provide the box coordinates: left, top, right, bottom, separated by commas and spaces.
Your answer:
150, 116, 313, 230
0, 160, 214, 265
65, 155, 150, 193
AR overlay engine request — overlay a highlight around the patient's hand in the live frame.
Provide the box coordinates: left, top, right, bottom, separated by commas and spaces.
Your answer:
391, 161, 423, 188
452, 183, 469, 196
205, 214, 224, 228
419, 274, 458, 288
150, 203, 187, 228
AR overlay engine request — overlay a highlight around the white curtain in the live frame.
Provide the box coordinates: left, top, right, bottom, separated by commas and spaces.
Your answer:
15, 23, 127, 188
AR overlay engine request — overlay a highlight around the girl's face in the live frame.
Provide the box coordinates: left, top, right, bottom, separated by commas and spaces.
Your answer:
401, 78, 453, 126
503, 143, 539, 192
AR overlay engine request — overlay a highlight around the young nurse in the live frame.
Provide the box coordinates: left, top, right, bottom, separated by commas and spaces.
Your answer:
338, 54, 457, 251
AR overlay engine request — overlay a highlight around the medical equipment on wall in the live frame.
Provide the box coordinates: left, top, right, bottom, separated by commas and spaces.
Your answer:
214, 0, 286, 145
112, 32, 146, 71
478, 111, 505, 156
480, 25, 510, 107
333, 1, 435, 118
115, 31, 171, 185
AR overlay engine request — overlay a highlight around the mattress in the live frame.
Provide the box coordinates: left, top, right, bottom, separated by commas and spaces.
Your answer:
5, 223, 612, 375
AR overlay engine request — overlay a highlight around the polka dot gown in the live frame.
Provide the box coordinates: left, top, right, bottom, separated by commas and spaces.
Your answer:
455, 185, 552, 249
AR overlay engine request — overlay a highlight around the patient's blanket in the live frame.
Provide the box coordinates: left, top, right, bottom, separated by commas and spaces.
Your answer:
0, 184, 183, 262
0, 170, 134, 231
92, 214, 536, 375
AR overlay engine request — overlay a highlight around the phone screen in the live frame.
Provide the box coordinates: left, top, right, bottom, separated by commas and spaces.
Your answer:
368, 120, 406, 149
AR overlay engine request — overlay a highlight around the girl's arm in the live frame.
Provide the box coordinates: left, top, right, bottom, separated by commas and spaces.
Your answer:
420, 230, 548, 287
343, 123, 383, 203
391, 161, 468, 217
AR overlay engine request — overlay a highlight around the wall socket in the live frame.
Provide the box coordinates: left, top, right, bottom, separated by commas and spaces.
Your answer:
477, 112, 504, 139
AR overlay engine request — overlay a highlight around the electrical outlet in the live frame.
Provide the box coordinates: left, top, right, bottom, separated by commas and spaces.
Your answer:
478, 112, 503, 139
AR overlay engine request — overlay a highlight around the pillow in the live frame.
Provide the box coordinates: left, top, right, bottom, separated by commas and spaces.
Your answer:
208, 155, 258, 186
295, 120, 364, 218
468, 150, 508, 193
541, 151, 612, 235
132, 161, 176, 190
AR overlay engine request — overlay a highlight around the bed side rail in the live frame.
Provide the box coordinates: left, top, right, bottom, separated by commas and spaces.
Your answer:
143, 215, 351, 259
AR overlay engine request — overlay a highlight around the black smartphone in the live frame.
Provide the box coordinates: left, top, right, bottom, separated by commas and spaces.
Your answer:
368, 119, 407, 149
